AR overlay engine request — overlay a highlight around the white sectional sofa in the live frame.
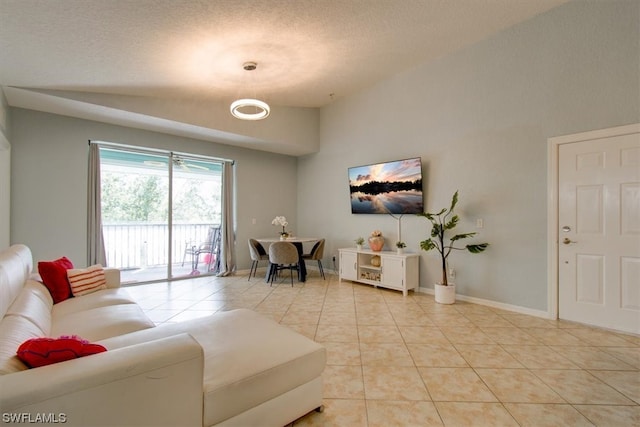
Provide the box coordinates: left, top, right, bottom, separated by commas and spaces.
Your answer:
0, 244, 326, 426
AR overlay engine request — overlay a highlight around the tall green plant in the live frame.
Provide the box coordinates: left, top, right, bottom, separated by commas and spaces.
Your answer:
417, 191, 489, 286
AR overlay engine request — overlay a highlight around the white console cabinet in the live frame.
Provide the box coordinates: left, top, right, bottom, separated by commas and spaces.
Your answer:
338, 248, 419, 296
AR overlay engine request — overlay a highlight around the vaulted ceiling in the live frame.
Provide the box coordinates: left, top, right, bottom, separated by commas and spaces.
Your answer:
0, 0, 568, 154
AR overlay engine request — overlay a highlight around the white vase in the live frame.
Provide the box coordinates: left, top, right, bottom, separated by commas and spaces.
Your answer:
356, 244, 363, 251
434, 283, 456, 304
397, 248, 404, 254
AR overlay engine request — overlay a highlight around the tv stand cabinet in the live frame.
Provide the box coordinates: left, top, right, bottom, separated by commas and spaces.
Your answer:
338, 248, 419, 296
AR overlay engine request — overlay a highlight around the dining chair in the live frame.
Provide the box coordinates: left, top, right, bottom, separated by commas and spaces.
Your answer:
268, 241, 299, 286
302, 238, 325, 279
248, 239, 269, 281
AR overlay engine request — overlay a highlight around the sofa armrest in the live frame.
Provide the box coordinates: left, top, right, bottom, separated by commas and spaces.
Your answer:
0, 334, 204, 427
104, 267, 121, 288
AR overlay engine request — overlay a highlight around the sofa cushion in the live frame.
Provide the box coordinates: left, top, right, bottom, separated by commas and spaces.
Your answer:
51, 304, 155, 342
38, 257, 74, 303
52, 288, 138, 318
0, 245, 33, 319
24, 279, 54, 307
17, 336, 107, 368
0, 315, 46, 374
67, 264, 107, 297
5, 282, 53, 334
99, 309, 326, 426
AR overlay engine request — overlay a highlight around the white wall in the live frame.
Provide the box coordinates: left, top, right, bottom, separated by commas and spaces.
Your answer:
10, 108, 298, 268
298, 0, 640, 312
0, 90, 10, 249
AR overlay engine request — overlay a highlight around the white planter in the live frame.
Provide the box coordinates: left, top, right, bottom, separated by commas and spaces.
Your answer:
434, 283, 456, 304
356, 244, 363, 251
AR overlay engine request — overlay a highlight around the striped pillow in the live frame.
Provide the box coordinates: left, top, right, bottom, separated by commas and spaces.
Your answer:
67, 264, 107, 297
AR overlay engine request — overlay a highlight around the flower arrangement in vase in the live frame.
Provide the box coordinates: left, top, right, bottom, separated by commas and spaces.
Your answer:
395, 241, 406, 254
271, 216, 289, 239
355, 237, 365, 250
368, 230, 384, 251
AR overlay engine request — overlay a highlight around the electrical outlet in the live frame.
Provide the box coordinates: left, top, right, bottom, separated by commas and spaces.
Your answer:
476, 218, 484, 228
448, 268, 456, 279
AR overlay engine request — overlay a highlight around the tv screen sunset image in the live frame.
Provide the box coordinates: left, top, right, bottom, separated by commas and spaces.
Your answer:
348, 157, 423, 214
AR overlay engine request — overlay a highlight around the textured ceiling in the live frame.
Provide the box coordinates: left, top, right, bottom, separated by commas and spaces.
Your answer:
1, 0, 568, 109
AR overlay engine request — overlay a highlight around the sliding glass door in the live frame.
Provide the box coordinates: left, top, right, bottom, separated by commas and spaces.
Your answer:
171, 156, 222, 279
98, 146, 223, 284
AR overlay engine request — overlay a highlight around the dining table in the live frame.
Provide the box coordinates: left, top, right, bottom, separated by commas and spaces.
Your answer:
256, 237, 320, 283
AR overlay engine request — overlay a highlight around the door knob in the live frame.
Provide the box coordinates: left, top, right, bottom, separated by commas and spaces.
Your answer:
563, 238, 577, 245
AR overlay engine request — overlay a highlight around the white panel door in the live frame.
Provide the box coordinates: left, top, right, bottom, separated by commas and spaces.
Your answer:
558, 131, 640, 333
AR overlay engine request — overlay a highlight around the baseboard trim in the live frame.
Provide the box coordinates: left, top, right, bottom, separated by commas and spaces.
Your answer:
416, 287, 551, 319
242, 267, 550, 319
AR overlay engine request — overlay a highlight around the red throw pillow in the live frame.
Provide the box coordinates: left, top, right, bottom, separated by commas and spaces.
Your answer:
17, 336, 107, 368
38, 257, 74, 303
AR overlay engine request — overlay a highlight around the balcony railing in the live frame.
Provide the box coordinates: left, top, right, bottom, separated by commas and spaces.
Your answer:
103, 223, 215, 269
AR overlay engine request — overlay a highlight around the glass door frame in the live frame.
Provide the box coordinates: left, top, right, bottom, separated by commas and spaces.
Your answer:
170, 153, 224, 280
96, 141, 229, 284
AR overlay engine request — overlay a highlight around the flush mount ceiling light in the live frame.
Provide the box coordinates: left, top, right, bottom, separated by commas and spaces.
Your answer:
230, 62, 270, 121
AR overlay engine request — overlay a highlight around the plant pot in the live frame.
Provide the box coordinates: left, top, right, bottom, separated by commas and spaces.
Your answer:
356, 244, 363, 251
396, 248, 404, 254
434, 283, 456, 304
368, 236, 384, 251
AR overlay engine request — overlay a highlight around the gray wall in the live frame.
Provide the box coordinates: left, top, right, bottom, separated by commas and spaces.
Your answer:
0, 146, 8, 250
9, 108, 298, 268
0, 90, 10, 249
7, 1, 639, 314
298, 0, 639, 311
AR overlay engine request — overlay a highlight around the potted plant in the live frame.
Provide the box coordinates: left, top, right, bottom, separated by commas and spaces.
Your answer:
417, 190, 489, 304
395, 241, 406, 254
355, 237, 365, 250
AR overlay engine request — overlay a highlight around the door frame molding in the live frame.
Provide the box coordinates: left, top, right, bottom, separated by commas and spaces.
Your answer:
547, 123, 640, 321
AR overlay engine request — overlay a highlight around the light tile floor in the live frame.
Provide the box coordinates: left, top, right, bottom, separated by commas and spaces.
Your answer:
125, 270, 640, 427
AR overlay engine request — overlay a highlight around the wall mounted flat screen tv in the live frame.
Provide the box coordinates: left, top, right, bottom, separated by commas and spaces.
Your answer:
348, 157, 424, 214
